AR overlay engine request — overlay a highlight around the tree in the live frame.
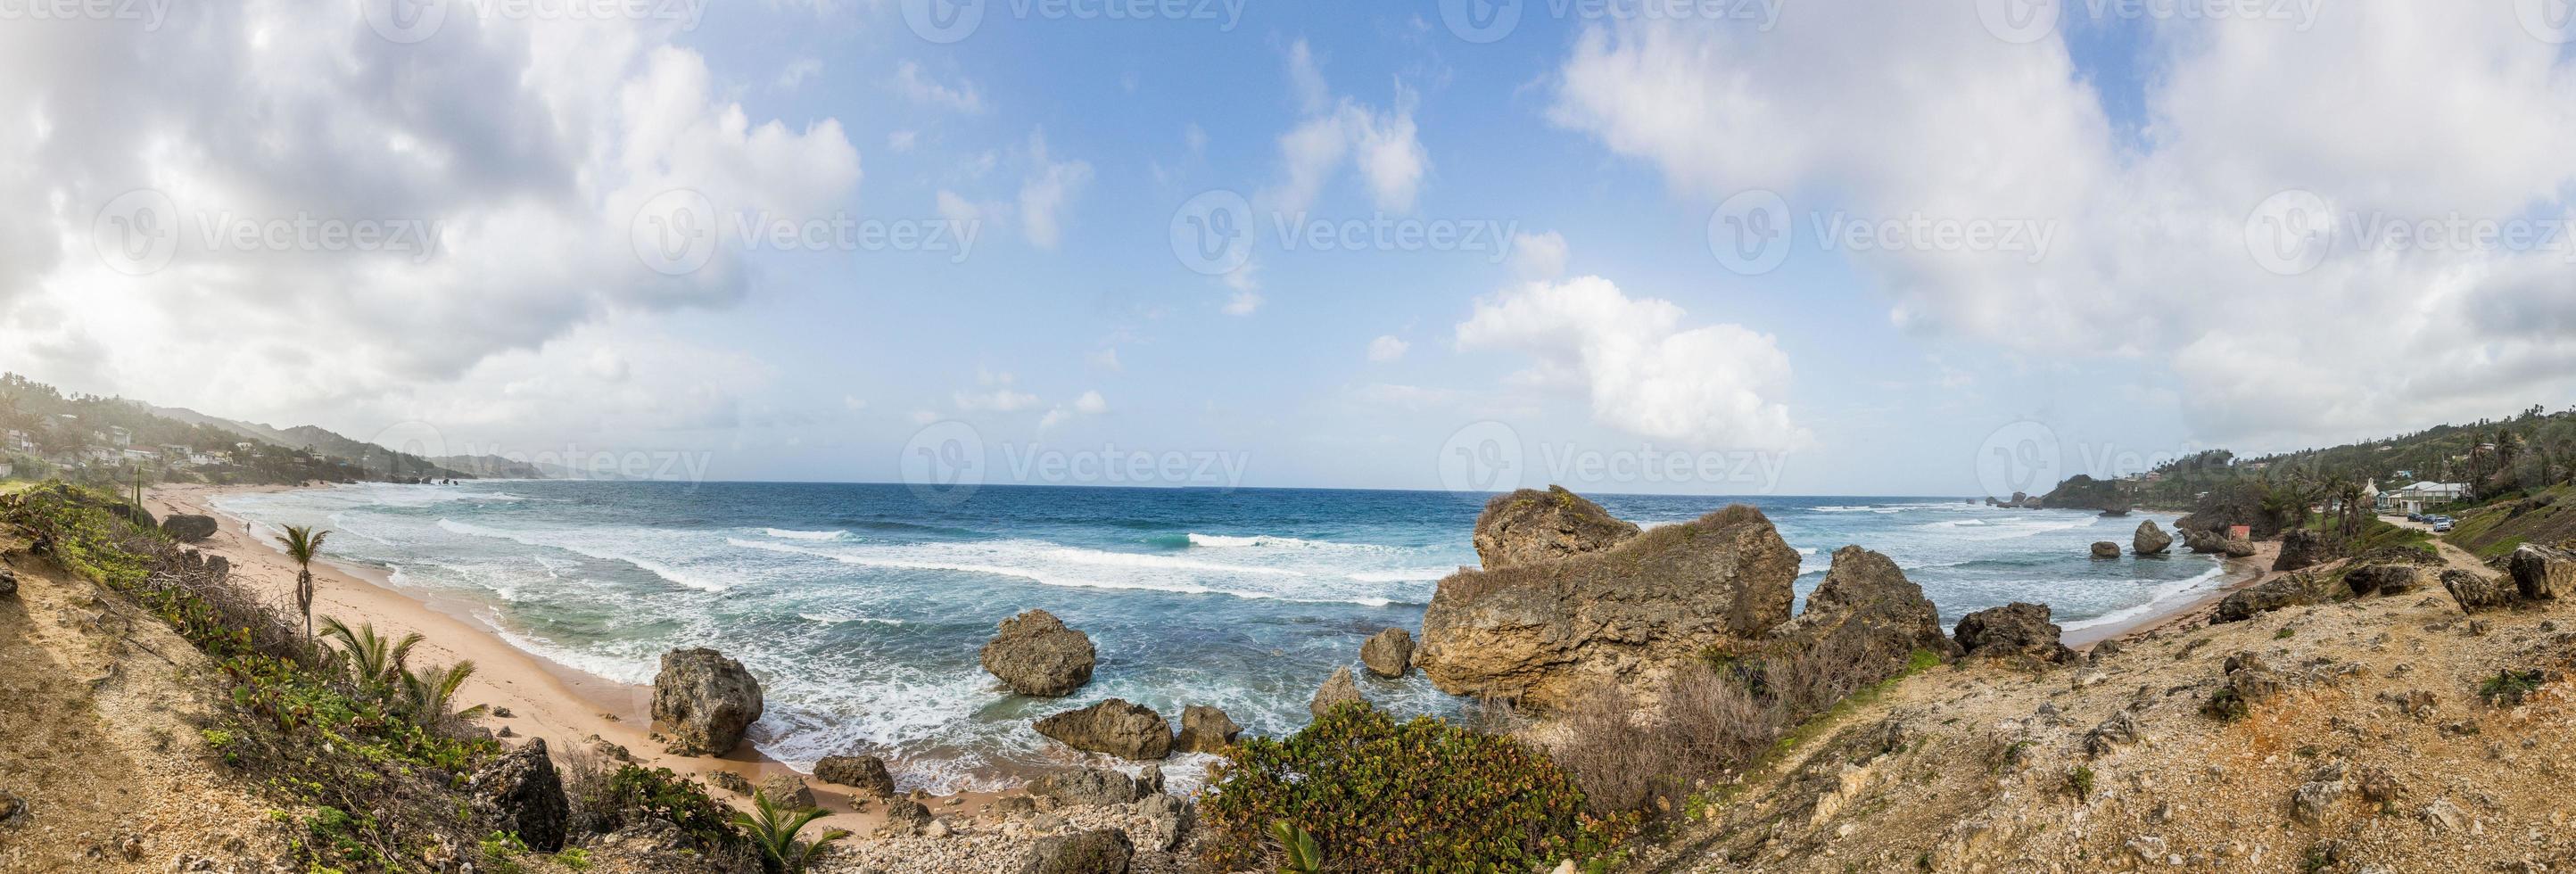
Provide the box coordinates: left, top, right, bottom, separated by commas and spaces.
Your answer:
398, 660, 488, 730
320, 616, 420, 696
277, 525, 330, 640
733, 789, 850, 874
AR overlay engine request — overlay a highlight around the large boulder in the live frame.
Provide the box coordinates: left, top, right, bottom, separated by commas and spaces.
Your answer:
2506, 543, 2575, 601
2214, 572, 2332, 623
2090, 541, 2120, 559
814, 754, 896, 797
980, 610, 1098, 697
1028, 767, 1141, 806
1034, 699, 1171, 761
2182, 528, 2256, 557
1470, 485, 1641, 571
161, 514, 219, 542
1359, 627, 1415, 678
649, 648, 764, 756
1309, 666, 1366, 718
2442, 569, 2519, 614
757, 773, 816, 810
2343, 565, 2424, 598
1171, 705, 1240, 754
1021, 829, 1134, 874
2273, 529, 2334, 572
1416, 502, 1800, 708
2134, 520, 2173, 555
1758, 546, 1958, 681
466, 738, 569, 853
1952, 603, 2076, 664
0, 567, 15, 599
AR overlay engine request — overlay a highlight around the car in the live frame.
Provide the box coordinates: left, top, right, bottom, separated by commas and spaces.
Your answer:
2407, 512, 2423, 522
2433, 521, 2454, 532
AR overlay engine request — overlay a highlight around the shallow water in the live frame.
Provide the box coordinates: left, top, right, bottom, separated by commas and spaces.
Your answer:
213, 482, 2221, 792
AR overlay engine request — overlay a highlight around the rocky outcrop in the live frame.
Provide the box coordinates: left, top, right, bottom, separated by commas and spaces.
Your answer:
757, 773, 815, 810
2343, 565, 2424, 598
466, 738, 569, 852
2183, 528, 2258, 557
1952, 603, 2076, 664
1759, 547, 1958, 680
2134, 520, 2172, 555
0, 567, 15, 599
1310, 665, 1366, 718
1131, 794, 1191, 852
1359, 628, 1414, 678
2506, 543, 2574, 601
2273, 529, 2334, 572
161, 514, 219, 542
1028, 767, 1141, 806
980, 609, 1097, 697
2441, 569, 2519, 614
2214, 572, 2332, 623
649, 648, 764, 756
1470, 485, 1641, 571
814, 754, 896, 797
1172, 705, 1240, 754
1021, 829, 1134, 874
1416, 502, 1801, 708
2090, 541, 2120, 559
1034, 699, 1171, 761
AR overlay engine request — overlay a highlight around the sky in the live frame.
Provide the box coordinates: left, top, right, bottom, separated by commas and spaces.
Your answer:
4, 1, 2576, 497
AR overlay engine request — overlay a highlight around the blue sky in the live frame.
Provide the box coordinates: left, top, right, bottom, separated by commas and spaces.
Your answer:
7, 2, 2574, 496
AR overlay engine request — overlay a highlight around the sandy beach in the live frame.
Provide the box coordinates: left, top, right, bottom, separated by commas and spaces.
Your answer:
144, 482, 1011, 835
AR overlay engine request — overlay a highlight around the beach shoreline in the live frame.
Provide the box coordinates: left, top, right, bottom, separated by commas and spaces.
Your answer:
145, 482, 1009, 835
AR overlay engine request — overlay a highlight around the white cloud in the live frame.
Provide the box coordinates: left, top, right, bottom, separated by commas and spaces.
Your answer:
1018, 131, 1093, 249
954, 369, 1038, 412
776, 57, 823, 91
1074, 390, 1108, 414
1508, 231, 1568, 280
1264, 39, 1428, 215
894, 61, 985, 113
0, 4, 860, 442
1547, 5, 2576, 448
936, 190, 983, 224
1223, 291, 1264, 316
888, 130, 919, 153
1457, 276, 1805, 449
1088, 348, 1122, 371
1367, 334, 1409, 362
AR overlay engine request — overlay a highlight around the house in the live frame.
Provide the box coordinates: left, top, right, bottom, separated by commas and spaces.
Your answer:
2, 430, 29, 451
2380, 482, 2465, 515
105, 425, 132, 447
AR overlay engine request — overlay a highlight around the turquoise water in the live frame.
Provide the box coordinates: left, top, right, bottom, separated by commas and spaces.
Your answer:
212, 482, 2222, 792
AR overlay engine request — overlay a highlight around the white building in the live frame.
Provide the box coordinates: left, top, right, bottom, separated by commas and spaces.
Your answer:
2381, 482, 2465, 515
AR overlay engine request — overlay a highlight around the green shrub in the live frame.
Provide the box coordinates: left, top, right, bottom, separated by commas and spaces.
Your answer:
600, 765, 743, 852
2066, 765, 2096, 801
2479, 669, 2547, 706
1198, 704, 1630, 872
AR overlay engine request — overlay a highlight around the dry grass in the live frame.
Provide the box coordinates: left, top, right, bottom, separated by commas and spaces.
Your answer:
1552, 662, 1785, 815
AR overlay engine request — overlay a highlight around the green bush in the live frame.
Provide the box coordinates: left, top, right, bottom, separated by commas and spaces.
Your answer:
1198, 704, 1630, 873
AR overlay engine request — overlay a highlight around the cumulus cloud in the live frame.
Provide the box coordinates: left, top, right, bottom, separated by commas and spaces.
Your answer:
894, 61, 985, 113
954, 370, 1039, 412
1074, 390, 1108, 415
1018, 131, 1093, 249
1367, 334, 1409, 362
1265, 39, 1428, 215
1508, 231, 1568, 280
0, 2, 859, 441
1456, 276, 1804, 449
1547, 4, 2576, 448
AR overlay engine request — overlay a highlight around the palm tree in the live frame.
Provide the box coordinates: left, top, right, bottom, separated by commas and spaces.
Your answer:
733, 790, 851, 874
399, 660, 489, 730
277, 525, 329, 640
319, 616, 420, 696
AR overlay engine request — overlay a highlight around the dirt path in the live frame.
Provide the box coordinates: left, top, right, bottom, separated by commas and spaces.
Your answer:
0, 540, 287, 871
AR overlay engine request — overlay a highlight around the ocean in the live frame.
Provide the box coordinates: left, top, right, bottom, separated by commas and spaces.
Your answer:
210, 482, 2226, 793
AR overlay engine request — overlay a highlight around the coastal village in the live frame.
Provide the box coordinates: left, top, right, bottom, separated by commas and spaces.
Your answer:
5, 393, 2576, 872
